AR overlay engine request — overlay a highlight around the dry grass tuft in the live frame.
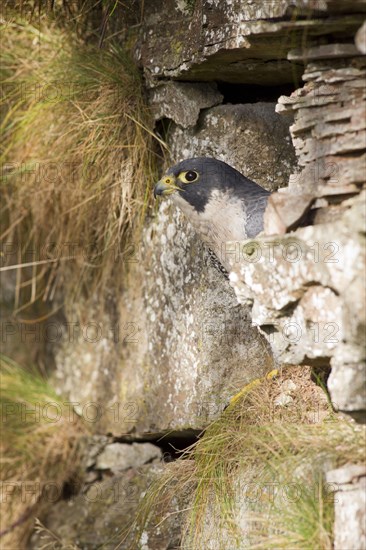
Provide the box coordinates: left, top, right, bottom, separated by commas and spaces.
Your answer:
0, 355, 87, 548
33, 518, 80, 550
1, 15, 162, 313
127, 367, 366, 550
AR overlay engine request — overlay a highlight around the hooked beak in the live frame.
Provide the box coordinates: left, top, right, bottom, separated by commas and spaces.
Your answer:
154, 175, 182, 198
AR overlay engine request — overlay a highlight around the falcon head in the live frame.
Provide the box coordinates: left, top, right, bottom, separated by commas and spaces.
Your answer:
154, 157, 257, 209
154, 156, 269, 237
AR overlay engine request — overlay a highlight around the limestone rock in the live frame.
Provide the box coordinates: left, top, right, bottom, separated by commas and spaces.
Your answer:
30, 463, 183, 550
288, 43, 361, 61
276, 50, 366, 195
121, 202, 274, 433
54, 201, 274, 435
264, 191, 315, 235
85, 435, 110, 469
96, 443, 162, 473
229, 192, 366, 419
168, 103, 297, 192
274, 393, 293, 406
148, 82, 223, 127
327, 463, 366, 485
249, 40, 366, 424
355, 20, 366, 54
326, 464, 366, 550
328, 360, 366, 423
135, 0, 365, 86
53, 99, 299, 436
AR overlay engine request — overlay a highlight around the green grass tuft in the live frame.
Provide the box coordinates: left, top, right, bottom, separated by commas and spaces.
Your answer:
126, 367, 365, 550
0, 355, 87, 548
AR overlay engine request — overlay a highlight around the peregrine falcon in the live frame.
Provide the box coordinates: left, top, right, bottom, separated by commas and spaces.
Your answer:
154, 157, 270, 273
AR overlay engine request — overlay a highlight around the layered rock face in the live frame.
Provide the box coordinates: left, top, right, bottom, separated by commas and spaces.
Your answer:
53, 0, 365, 432
54, 101, 292, 435
27, 1, 365, 549
230, 36, 366, 423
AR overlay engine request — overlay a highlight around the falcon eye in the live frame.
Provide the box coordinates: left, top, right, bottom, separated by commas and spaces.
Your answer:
185, 171, 198, 182
177, 170, 199, 184
180, 170, 198, 183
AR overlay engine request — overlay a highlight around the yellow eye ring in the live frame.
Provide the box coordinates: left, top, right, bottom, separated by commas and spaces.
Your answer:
178, 170, 199, 184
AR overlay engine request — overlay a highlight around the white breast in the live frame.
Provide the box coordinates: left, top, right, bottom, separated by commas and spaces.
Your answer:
171, 189, 247, 268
